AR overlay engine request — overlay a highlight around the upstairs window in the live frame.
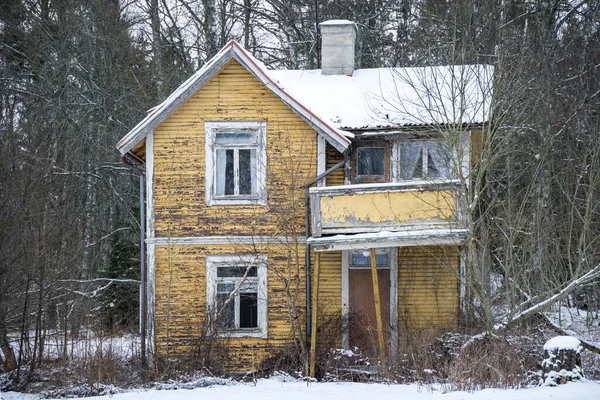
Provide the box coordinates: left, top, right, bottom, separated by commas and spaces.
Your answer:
398, 141, 453, 181
352, 142, 390, 183
205, 122, 266, 205
206, 254, 268, 338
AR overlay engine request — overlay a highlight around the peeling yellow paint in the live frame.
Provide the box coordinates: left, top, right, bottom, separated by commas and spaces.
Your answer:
319, 189, 456, 230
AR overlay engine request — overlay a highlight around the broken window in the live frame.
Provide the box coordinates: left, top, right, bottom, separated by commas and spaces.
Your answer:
206, 255, 267, 338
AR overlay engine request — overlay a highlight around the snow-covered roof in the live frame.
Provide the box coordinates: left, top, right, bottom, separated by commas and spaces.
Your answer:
270, 65, 493, 130
117, 41, 493, 156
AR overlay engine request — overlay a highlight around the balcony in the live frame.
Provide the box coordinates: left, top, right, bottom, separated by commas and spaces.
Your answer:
309, 180, 465, 239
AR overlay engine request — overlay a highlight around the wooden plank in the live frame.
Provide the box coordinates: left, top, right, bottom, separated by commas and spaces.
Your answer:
370, 248, 386, 369
310, 252, 321, 377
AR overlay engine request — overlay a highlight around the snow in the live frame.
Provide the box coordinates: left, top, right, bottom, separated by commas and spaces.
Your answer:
319, 20, 356, 26
3, 379, 600, 400
270, 64, 493, 130
543, 336, 583, 352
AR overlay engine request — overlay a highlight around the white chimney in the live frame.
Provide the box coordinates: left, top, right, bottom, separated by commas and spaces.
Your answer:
319, 20, 357, 76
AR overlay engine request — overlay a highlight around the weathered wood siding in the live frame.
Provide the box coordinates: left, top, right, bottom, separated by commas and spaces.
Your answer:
397, 246, 459, 330
151, 59, 317, 368
313, 251, 343, 349
152, 59, 318, 237
154, 242, 306, 369
325, 142, 345, 186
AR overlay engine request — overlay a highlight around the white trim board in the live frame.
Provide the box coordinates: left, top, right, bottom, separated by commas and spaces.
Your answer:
145, 132, 155, 350
149, 236, 307, 246
308, 229, 469, 252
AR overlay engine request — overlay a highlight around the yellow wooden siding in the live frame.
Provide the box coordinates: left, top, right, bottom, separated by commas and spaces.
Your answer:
397, 246, 459, 331
325, 142, 345, 186
152, 59, 317, 237
154, 242, 306, 370
312, 250, 343, 350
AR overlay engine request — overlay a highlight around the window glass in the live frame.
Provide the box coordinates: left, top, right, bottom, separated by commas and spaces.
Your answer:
351, 251, 390, 267
427, 142, 451, 179
399, 142, 423, 180
217, 283, 235, 329
239, 292, 258, 328
357, 147, 384, 176
217, 266, 257, 277
238, 149, 255, 195
398, 141, 453, 180
215, 132, 256, 144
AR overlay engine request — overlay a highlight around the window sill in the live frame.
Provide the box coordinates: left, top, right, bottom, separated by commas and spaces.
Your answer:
207, 197, 267, 206
217, 329, 268, 338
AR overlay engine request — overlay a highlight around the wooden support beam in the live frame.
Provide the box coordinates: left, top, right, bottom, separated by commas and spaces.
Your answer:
370, 248, 386, 370
309, 252, 321, 378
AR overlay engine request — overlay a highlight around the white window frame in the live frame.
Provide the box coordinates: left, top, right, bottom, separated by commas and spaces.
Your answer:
205, 121, 267, 206
206, 254, 268, 338
391, 138, 457, 182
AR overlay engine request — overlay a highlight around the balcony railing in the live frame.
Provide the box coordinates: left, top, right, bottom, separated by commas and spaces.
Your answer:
309, 180, 464, 237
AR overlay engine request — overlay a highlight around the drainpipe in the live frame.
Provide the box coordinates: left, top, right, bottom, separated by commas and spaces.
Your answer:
304, 159, 345, 347
121, 153, 147, 371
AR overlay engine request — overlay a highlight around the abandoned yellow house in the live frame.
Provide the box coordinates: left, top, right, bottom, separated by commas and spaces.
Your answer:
117, 20, 493, 373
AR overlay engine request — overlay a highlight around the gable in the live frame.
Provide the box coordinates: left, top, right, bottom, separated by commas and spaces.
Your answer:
117, 41, 352, 158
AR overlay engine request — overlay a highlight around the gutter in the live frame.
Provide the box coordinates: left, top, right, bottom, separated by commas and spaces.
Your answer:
304, 159, 346, 347
120, 152, 147, 371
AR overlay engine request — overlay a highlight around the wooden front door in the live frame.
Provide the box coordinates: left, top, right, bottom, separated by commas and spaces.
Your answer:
349, 268, 390, 356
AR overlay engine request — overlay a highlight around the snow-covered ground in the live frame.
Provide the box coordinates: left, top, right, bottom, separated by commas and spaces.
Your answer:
3, 378, 599, 400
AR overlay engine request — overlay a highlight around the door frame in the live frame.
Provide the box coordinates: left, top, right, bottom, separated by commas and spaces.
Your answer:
341, 248, 398, 353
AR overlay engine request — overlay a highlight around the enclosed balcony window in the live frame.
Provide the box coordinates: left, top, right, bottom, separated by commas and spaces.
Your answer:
353, 143, 390, 183
398, 141, 453, 181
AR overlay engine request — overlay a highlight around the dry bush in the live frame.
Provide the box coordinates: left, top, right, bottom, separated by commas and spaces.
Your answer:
388, 327, 453, 383
187, 316, 230, 376
257, 341, 305, 377
444, 333, 538, 391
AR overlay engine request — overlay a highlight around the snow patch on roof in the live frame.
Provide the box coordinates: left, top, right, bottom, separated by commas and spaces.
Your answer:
270, 65, 493, 130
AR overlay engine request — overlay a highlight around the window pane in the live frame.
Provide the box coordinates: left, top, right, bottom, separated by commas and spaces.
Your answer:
427, 142, 451, 179
217, 266, 257, 277
400, 142, 423, 180
225, 149, 234, 195
215, 149, 226, 195
238, 149, 255, 195
215, 132, 256, 144
351, 251, 389, 267
239, 292, 258, 328
217, 283, 235, 329
357, 147, 384, 176
216, 149, 235, 195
